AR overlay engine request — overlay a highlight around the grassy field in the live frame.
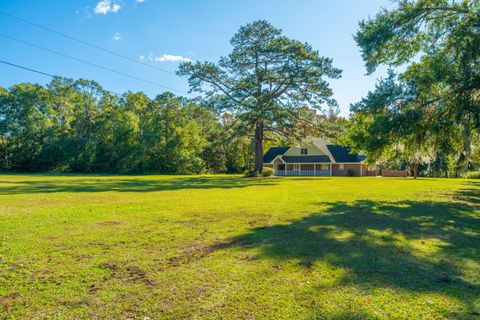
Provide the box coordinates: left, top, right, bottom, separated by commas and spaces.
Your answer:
0, 175, 479, 319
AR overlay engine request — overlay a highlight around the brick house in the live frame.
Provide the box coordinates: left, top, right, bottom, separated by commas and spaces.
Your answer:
263, 137, 376, 176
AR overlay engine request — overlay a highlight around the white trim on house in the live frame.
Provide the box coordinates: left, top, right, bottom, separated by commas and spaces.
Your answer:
267, 155, 286, 165
311, 137, 336, 163
274, 162, 333, 176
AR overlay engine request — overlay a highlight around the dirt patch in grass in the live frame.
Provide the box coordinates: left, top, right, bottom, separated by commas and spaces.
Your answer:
99, 261, 119, 272
98, 261, 156, 286
166, 242, 229, 266
0, 292, 21, 311
96, 220, 121, 226
125, 266, 156, 286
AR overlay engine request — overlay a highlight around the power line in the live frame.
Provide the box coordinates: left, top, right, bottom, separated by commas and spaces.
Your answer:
0, 59, 123, 96
0, 59, 54, 78
0, 33, 188, 95
0, 10, 177, 77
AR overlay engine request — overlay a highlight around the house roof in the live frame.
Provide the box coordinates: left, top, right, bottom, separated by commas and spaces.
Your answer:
263, 147, 289, 163
326, 145, 366, 163
282, 156, 331, 163
263, 139, 366, 164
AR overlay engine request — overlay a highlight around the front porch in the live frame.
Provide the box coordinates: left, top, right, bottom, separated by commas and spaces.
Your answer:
273, 163, 332, 176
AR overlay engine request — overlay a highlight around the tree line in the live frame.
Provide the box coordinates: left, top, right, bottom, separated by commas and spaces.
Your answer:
2, 1, 478, 177
0, 78, 256, 173
0, 20, 344, 174
345, 0, 480, 177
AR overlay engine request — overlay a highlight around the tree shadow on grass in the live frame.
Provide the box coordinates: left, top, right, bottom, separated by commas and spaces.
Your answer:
0, 175, 282, 195
455, 181, 480, 204
218, 189, 480, 317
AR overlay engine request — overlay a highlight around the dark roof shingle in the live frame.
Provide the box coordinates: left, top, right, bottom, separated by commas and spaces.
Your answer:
263, 147, 289, 163
327, 145, 365, 163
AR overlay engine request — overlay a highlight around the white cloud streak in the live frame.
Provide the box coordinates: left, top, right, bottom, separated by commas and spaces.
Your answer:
94, 0, 121, 15
139, 52, 192, 63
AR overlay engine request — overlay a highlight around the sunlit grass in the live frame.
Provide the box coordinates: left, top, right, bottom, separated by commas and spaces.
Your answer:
0, 174, 479, 319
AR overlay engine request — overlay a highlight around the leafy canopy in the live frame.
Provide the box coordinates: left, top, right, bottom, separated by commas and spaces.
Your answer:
349, 0, 480, 176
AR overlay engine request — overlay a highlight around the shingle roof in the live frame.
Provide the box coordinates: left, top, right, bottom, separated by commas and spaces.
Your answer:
326, 145, 366, 163
282, 156, 331, 163
263, 147, 289, 163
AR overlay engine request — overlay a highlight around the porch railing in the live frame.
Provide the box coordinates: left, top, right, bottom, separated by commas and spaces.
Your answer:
274, 170, 331, 176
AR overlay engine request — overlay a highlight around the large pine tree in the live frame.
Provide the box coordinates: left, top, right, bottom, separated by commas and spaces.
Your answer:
178, 20, 341, 173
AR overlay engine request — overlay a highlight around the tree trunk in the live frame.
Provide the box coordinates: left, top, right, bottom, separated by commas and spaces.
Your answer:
412, 163, 418, 179
164, 108, 170, 173
254, 119, 264, 174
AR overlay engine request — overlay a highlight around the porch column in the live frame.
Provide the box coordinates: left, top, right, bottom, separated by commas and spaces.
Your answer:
330, 164, 333, 176
314, 163, 317, 176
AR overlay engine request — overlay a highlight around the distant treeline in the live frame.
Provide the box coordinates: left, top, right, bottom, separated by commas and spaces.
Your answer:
0, 77, 255, 174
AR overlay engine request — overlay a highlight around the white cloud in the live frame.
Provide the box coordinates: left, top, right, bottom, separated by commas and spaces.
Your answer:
113, 32, 122, 41
139, 52, 192, 63
155, 54, 192, 63
136, 0, 146, 3
94, 0, 121, 15
138, 52, 192, 62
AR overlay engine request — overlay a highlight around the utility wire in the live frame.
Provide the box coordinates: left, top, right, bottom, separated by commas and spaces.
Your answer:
0, 33, 188, 94
0, 10, 177, 76
0, 59, 54, 78
0, 59, 123, 97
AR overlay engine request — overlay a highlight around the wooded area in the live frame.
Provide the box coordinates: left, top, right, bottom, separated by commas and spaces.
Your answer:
0, 79, 257, 173
1, 1, 479, 177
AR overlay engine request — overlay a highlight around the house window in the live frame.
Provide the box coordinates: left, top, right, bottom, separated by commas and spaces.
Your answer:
293, 164, 300, 171
301, 148, 308, 155
338, 164, 345, 171
320, 164, 329, 171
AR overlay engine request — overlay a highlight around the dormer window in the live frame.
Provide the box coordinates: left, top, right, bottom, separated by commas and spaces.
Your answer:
301, 148, 308, 155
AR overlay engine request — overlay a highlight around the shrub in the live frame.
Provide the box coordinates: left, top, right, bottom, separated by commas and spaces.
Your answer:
244, 167, 275, 177
244, 169, 259, 177
261, 167, 275, 177
464, 171, 480, 179
346, 169, 356, 177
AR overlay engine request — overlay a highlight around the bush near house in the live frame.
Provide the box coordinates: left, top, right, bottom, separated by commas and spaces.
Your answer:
244, 167, 275, 177
261, 167, 275, 177
346, 169, 356, 176
243, 169, 258, 177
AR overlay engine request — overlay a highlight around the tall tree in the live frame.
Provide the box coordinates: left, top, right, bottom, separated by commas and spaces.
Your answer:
354, 0, 480, 173
178, 20, 341, 173
0, 83, 51, 171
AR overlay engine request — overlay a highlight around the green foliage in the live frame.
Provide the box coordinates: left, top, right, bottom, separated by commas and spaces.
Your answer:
178, 20, 341, 173
244, 166, 275, 177
243, 168, 259, 177
351, 1, 480, 177
464, 171, 480, 180
261, 166, 275, 177
346, 169, 356, 177
0, 78, 254, 174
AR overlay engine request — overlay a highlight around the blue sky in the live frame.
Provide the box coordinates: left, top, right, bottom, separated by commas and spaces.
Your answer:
0, 0, 390, 116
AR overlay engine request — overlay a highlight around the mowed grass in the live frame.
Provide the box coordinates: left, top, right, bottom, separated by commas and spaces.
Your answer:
0, 175, 479, 319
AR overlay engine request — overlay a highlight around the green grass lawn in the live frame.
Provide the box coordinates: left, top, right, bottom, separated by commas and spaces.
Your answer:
0, 175, 479, 319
